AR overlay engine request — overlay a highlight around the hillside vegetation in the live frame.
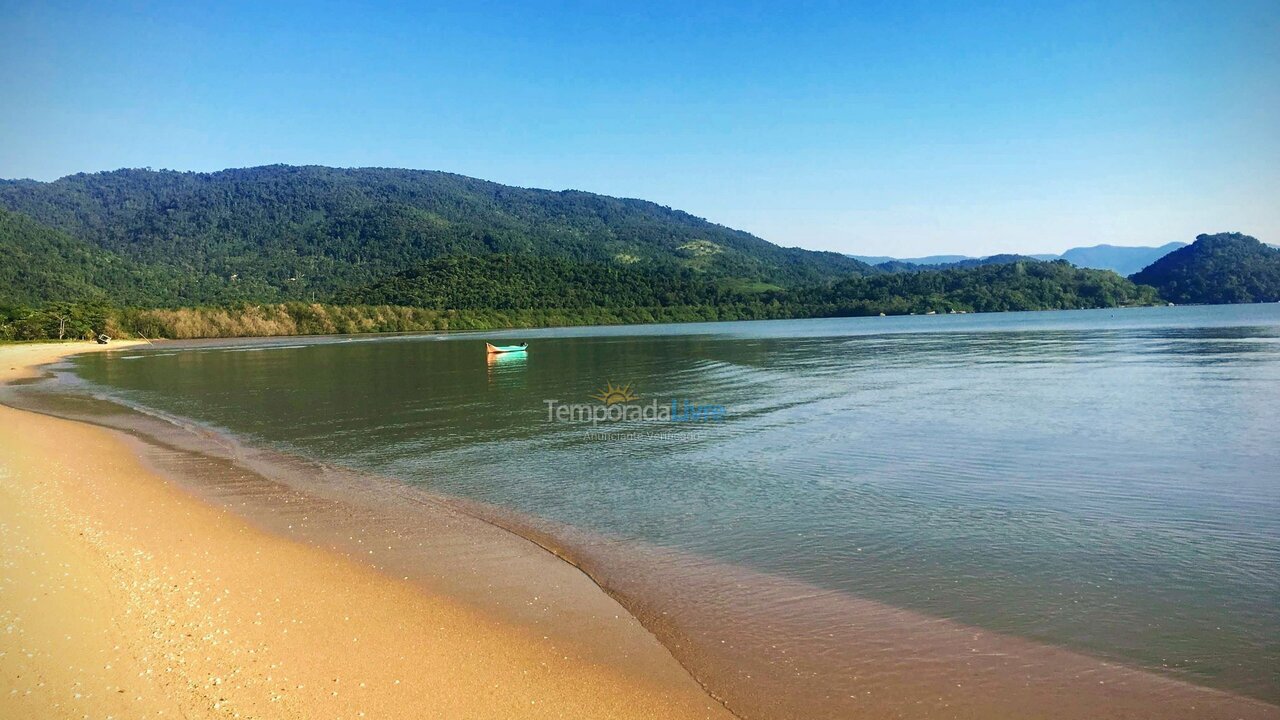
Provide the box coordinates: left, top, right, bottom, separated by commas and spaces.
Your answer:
1130, 233, 1280, 304
333, 255, 743, 309
0, 208, 146, 305
793, 260, 1160, 315
0, 164, 1204, 342
0, 165, 870, 305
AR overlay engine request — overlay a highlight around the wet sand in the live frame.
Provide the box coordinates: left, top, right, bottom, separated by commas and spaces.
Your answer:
0, 342, 733, 719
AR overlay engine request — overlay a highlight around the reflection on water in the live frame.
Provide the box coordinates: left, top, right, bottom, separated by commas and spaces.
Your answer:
55, 305, 1280, 705
486, 349, 528, 387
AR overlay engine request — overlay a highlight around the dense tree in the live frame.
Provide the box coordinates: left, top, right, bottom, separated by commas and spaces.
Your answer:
0, 301, 112, 341
0, 165, 873, 305
1130, 233, 1280, 304
0, 208, 129, 305
332, 255, 748, 309
790, 260, 1160, 315
2, 256, 1163, 341
336, 255, 1157, 318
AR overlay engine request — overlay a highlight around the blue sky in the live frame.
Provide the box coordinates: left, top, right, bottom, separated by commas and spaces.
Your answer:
1, 1, 1276, 256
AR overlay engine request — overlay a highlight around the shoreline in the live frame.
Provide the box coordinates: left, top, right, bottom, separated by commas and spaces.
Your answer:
4, 340, 1278, 719
0, 342, 734, 719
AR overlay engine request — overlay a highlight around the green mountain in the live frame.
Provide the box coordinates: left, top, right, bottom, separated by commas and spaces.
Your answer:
0, 164, 1173, 341
0, 165, 871, 305
1130, 233, 1280, 304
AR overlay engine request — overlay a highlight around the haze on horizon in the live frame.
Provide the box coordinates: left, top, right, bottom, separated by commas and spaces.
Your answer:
2, 0, 1277, 258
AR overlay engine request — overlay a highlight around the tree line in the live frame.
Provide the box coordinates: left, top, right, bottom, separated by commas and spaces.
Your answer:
3, 255, 1161, 341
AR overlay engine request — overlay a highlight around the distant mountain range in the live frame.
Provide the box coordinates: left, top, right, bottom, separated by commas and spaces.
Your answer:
869, 254, 1049, 273
1059, 243, 1189, 275
846, 253, 983, 266
850, 242, 1187, 276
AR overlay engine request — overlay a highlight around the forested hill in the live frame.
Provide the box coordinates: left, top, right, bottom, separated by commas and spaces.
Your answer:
0, 207, 126, 305
0, 165, 871, 304
1130, 233, 1280, 304
1, 163, 1253, 342
0, 207, 231, 306
334, 255, 739, 310
338, 255, 1158, 315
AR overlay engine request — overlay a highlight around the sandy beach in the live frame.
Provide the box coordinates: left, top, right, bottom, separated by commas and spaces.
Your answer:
0, 342, 733, 720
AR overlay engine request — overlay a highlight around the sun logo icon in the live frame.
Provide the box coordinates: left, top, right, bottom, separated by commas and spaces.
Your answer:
591, 381, 639, 406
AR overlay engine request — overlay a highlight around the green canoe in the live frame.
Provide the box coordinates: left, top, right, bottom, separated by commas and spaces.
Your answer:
486, 342, 528, 354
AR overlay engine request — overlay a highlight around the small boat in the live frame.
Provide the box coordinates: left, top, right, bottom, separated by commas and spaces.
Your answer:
486, 342, 528, 354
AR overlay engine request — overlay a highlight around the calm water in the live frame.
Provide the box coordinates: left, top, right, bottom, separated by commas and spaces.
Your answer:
69, 306, 1280, 702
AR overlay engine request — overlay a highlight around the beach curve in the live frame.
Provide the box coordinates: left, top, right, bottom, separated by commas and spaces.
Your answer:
0, 341, 735, 719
